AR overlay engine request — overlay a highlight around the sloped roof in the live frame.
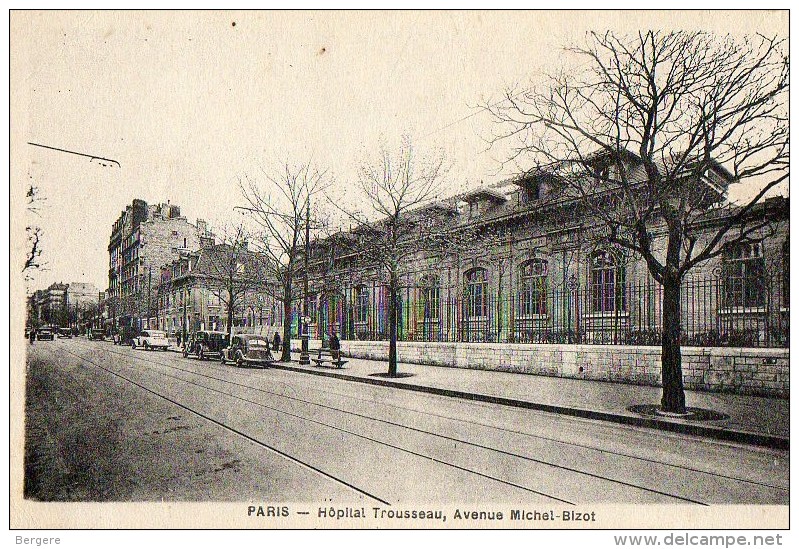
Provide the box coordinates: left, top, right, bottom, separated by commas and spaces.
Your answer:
461, 186, 508, 203
189, 243, 267, 281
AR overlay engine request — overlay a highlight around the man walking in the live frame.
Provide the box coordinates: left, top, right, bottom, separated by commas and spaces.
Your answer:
329, 330, 340, 361
272, 332, 281, 354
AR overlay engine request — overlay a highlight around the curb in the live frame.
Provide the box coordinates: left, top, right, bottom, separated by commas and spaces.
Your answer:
271, 362, 789, 451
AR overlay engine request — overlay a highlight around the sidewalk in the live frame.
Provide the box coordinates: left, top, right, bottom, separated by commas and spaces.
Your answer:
272, 352, 789, 450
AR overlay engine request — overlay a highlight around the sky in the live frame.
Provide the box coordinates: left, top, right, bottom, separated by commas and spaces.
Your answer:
11, 10, 788, 294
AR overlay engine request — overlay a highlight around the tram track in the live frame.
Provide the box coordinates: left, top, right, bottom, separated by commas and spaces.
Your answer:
54, 344, 391, 505
73, 339, 788, 497
53, 340, 785, 505
61, 343, 581, 504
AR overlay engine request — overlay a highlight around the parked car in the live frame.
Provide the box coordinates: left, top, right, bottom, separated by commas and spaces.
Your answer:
114, 326, 138, 346
36, 327, 55, 341
183, 331, 228, 360
88, 328, 106, 341
221, 334, 275, 368
57, 328, 73, 339
132, 330, 170, 351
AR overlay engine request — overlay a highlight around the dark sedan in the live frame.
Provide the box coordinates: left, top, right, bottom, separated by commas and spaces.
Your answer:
221, 334, 275, 368
183, 330, 228, 360
36, 327, 55, 341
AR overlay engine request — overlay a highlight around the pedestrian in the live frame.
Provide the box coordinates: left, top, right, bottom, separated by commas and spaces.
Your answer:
272, 332, 281, 353
29, 327, 36, 345
329, 330, 340, 361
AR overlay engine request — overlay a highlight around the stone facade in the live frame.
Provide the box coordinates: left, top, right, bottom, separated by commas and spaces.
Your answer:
106, 200, 212, 329
284, 153, 789, 397
156, 243, 279, 338
292, 338, 789, 398
298, 188, 788, 350
29, 281, 99, 328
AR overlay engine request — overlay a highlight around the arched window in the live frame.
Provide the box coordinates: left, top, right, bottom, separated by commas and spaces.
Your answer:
590, 251, 625, 313
418, 275, 440, 322
354, 285, 370, 324
465, 268, 488, 319
722, 242, 765, 309
518, 259, 548, 316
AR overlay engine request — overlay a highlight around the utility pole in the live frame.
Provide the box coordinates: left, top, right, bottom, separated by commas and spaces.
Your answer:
182, 286, 188, 347
299, 200, 311, 365
148, 267, 152, 330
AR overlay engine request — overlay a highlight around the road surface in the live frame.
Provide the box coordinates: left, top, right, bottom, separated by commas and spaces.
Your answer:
23, 337, 789, 505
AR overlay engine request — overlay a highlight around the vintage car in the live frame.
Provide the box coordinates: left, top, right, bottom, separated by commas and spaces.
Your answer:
36, 327, 55, 341
131, 329, 170, 351
114, 326, 138, 346
88, 328, 106, 341
221, 334, 275, 368
57, 328, 73, 339
183, 330, 228, 360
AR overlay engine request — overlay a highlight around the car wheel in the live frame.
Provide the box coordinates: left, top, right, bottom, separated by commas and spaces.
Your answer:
144, 341, 150, 351
236, 352, 244, 368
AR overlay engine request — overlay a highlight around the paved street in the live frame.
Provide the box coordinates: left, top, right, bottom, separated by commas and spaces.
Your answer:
24, 337, 788, 505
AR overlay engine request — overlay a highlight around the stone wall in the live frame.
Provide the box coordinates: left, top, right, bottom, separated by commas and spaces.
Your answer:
292, 338, 789, 398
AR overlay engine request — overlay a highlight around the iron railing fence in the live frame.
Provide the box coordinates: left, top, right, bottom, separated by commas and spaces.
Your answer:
305, 274, 788, 348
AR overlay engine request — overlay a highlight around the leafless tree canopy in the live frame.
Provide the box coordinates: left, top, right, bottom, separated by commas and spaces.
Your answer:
239, 161, 328, 284
238, 160, 328, 359
334, 138, 452, 375
487, 31, 788, 282
336, 138, 450, 275
486, 30, 787, 414
201, 223, 268, 337
24, 184, 45, 277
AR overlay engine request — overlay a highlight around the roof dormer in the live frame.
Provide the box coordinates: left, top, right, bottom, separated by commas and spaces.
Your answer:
461, 186, 508, 218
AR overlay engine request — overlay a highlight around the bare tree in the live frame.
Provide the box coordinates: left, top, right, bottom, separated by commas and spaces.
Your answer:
24, 184, 45, 277
337, 138, 450, 377
239, 161, 328, 362
487, 31, 788, 413
200, 224, 268, 342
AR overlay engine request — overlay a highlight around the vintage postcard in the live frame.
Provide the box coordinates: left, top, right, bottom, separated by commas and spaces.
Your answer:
9, 9, 789, 535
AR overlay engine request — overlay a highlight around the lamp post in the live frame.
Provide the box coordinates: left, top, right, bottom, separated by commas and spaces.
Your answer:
299, 200, 311, 365
567, 273, 578, 344
182, 286, 188, 348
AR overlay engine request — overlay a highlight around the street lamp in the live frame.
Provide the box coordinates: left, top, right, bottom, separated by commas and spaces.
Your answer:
182, 286, 188, 348
567, 273, 578, 344
299, 201, 311, 365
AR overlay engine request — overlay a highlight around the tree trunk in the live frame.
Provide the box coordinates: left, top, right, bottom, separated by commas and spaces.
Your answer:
281, 277, 293, 362
661, 272, 686, 414
388, 269, 398, 377
227, 292, 235, 343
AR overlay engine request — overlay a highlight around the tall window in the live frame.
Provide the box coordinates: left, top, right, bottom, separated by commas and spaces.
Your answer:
518, 259, 548, 316
469, 201, 480, 218
722, 242, 765, 308
418, 275, 440, 321
590, 251, 625, 313
354, 285, 370, 324
305, 294, 318, 323
465, 268, 488, 318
